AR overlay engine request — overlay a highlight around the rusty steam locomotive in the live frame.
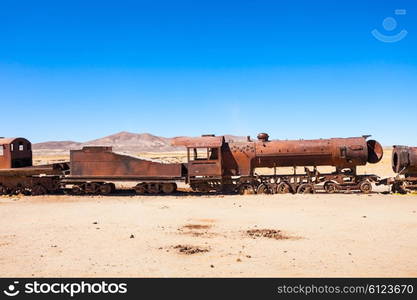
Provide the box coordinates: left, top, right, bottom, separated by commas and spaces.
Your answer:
0, 133, 414, 196
378, 145, 417, 194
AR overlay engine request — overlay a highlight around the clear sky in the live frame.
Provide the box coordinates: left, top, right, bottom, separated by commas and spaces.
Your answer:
0, 0, 416, 144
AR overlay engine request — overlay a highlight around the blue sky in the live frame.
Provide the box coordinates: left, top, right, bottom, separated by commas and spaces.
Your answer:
0, 0, 416, 144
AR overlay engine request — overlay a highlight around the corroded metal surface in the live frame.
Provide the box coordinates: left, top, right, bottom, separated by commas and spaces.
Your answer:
69, 146, 183, 178
172, 136, 224, 148
0, 137, 32, 169
392, 145, 417, 175
63, 146, 184, 195
177, 134, 383, 177
252, 136, 383, 168
0, 137, 67, 195
172, 133, 383, 193
388, 145, 417, 194
0, 134, 387, 195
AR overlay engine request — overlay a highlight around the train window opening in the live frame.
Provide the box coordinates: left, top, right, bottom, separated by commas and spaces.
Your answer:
0, 146, 3, 156
10, 144, 14, 152
19, 142, 24, 151
190, 148, 209, 161
189, 147, 219, 161
208, 148, 219, 160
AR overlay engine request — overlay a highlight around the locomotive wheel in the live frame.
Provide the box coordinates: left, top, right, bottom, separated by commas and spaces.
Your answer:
161, 183, 177, 194
0, 184, 8, 195
87, 183, 100, 194
147, 184, 160, 194
276, 182, 291, 194
99, 183, 113, 195
11, 184, 24, 195
32, 184, 47, 196
135, 184, 147, 194
257, 183, 272, 194
359, 181, 372, 194
324, 181, 339, 194
71, 185, 84, 195
238, 183, 256, 195
297, 184, 314, 194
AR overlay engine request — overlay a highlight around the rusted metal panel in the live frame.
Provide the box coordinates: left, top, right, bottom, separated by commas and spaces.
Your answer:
226, 142, 256, 176
69, 146, 183, 178
0, 163, 68, 176
0, 138, 19, 145
392, 145, 417, 175
0, 137, 32, 169
186, 146, 223, 177
172, 136, 224, 148
187, 161, 221, 177
0, 167, 60, 176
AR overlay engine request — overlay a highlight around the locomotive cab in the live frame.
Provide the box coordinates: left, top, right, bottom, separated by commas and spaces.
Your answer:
0, 137, 33, 169
187, 146, 222, 177
172, 135, 225, 178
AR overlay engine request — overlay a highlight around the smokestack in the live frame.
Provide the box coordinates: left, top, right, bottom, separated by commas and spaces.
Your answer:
257, 133, 269, 142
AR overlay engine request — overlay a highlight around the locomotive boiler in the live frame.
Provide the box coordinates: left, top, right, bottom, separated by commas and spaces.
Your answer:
229, 133, 382, 173
389, 145, 417, 193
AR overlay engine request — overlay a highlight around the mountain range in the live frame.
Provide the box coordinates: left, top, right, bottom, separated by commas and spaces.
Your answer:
33, 131, 247, 154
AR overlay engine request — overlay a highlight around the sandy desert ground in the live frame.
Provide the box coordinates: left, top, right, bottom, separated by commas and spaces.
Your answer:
0, 193, 416, 278
1, 149, 416, 278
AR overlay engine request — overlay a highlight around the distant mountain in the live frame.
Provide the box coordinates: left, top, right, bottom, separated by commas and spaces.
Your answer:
34, 141, 82, 150
84, 131, 181, 152
33, 132, 179, 154
32, 131, 249, 154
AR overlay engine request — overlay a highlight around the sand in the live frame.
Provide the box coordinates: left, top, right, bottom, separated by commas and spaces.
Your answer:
1, 192, 416, 278
1, 148, 415, 278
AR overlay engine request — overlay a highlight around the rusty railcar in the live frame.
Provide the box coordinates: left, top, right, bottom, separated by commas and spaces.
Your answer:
61, 146, 186, 194
0, 138, 67, 195
386, 146, 417, 193
173, 133, 383, 194
0, 134, 386, 196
